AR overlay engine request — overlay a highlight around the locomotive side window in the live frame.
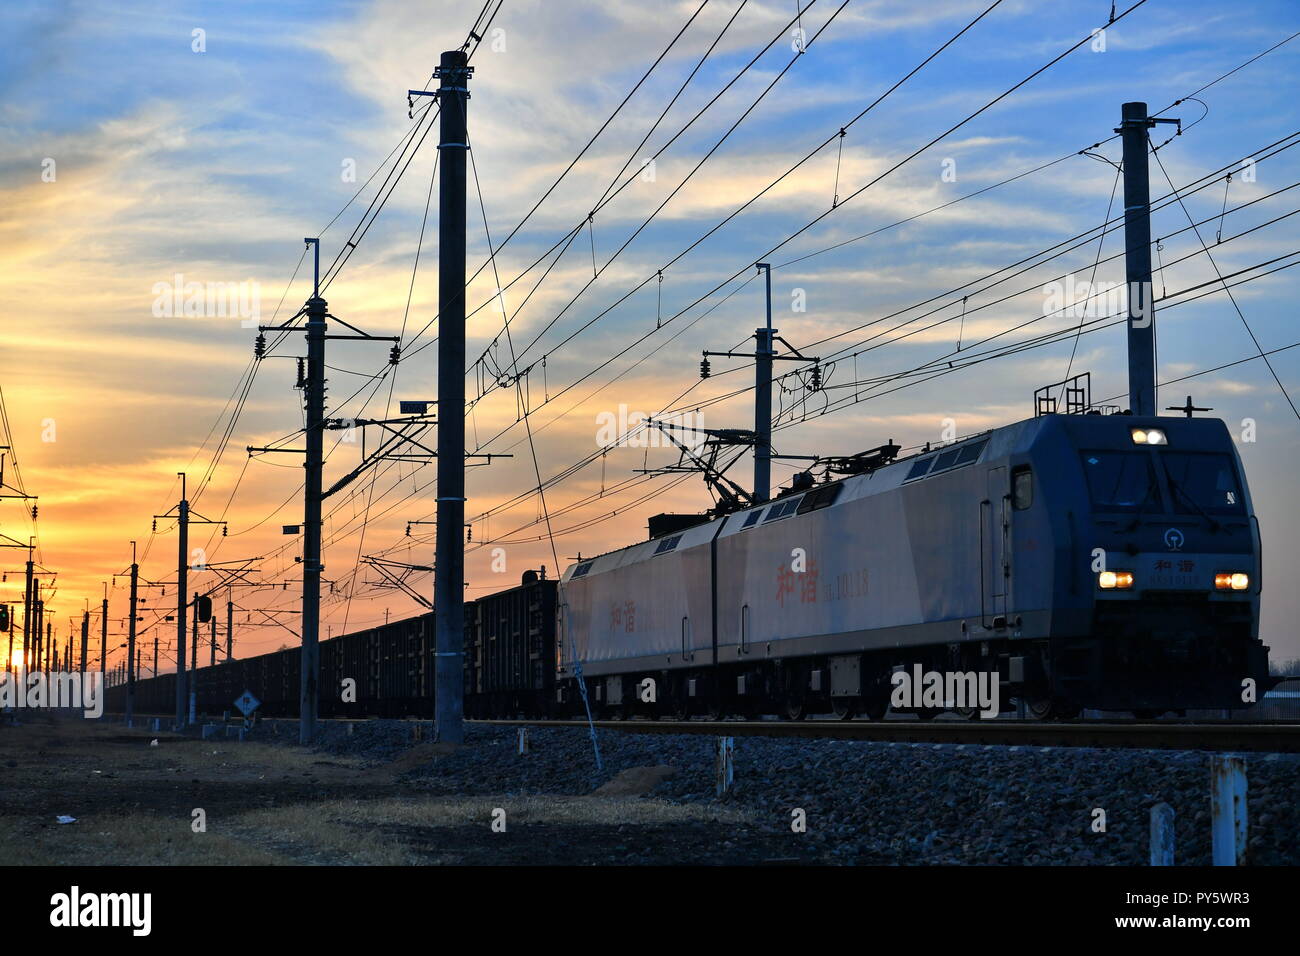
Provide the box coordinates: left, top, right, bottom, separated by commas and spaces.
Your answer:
1162, 452, 1246, 515
654, 534, 683, 555
957, 439, 987, 464
1012, 468, 1033, 510
742, 508, 765, 528
933, 447, 961, 471
1080, 450, 1159, 512
905, 457, 933, 480
763, 497, 802, 522
796, 482, 842, 514
571, 561, 594, 578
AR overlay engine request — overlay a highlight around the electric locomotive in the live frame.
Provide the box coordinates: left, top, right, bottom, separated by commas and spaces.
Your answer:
556, 400, 1269, 720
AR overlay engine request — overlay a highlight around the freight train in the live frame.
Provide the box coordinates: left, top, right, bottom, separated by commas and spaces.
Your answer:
105, 400, 1271, 724
105, 572, 557, 720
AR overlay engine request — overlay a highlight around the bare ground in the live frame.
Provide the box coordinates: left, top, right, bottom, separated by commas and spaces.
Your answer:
0, 717, 818, 865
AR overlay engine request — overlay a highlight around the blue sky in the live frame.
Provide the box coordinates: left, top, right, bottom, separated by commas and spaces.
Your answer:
2, 0, 1298, 664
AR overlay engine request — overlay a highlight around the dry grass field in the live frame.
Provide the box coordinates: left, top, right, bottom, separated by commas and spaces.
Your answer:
0, 716, 793, 865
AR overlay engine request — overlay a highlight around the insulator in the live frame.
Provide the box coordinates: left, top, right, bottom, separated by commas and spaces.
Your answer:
254, 332, 266, 358
466, 525, 472, 542
810, 363, 822, 391
296, 357, 306, 388
700, 357, 711, 379
389, 344, 401, 366
222, 525, 228, 537
30, 505, 36, 520
152, 518, 157, 532
405, 523, 411, 536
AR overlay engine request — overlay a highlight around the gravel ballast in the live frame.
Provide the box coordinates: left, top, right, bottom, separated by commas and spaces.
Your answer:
234, 717, 1299, 866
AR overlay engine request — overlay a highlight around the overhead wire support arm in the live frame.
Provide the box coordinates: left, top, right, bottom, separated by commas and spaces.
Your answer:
247, 445, 307, 455
358, 555, 434, 609
323, 312, 401, 344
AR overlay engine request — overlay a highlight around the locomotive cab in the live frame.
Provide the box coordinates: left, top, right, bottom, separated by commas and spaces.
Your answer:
1029, 412, 1269, 713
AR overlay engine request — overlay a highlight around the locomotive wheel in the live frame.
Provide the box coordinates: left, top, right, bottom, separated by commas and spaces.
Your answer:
915, 707, 942, 721
831, 697, 857, 721
780, 665, 808, 721
1026, 697, 1056, 720
954, 706, 982, 721
669, 697, 691, 721
1132, 708, 1161, 721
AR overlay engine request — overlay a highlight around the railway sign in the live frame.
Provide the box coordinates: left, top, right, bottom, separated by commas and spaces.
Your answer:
234, 690, 261, 717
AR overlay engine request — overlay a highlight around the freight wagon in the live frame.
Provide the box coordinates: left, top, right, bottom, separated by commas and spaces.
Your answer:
104, 573, 557, 722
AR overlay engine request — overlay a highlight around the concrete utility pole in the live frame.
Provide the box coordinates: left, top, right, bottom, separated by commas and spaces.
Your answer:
153, 635, 158, 679
32, 591, 41, 671
226, 593, 233, 661
300, 238, 326, 745
175, 473, 189, 726
22, 549, 32, 672
434, 48, 473, 745
127, 546, 138, 725
101, 585, 108, 686
1117, 102, 1178, 416
79, 611, 88, 674
155, 474, 224, 726
753, 263, 775, 504
189, 603, 198, 723
210, 615, 216, 667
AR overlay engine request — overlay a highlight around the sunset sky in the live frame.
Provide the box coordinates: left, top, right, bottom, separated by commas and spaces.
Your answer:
2, 0, 1298, 671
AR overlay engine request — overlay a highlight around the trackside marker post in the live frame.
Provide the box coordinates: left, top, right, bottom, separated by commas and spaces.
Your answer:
716, 736, 734, 796
1149, 802, 1174, 865
1210, 754, 1247, 865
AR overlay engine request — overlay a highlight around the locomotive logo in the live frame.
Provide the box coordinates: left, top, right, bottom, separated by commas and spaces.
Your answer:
1163, 527, 1185, 551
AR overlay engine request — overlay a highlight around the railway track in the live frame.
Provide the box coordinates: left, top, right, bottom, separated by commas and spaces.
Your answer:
476, 718, 1300, 753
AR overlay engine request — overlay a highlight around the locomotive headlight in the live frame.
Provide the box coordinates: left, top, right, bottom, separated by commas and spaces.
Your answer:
1215, 572, 1250, 591
1098, 570, 1134, 589
1131, 427, 1167, 445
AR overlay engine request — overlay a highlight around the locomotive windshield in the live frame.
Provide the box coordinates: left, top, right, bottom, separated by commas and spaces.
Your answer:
1162, 451, 1246, 515
1080, 448, 1247, 516
1080, 450, 1158, 512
